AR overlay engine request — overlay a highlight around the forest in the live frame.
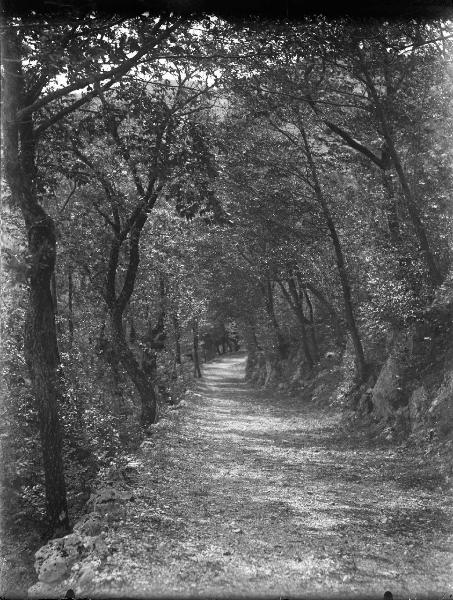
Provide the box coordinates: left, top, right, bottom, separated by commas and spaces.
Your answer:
1, 5, 453, 598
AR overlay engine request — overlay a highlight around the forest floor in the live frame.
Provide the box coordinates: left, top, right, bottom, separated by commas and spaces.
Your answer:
84, 353, 453, 599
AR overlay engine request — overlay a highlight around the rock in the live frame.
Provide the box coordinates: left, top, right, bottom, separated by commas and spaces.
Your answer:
408, 385, 429, 432
171, 399, 187, 410
264, 357, 279, 386
93, 536, 109, 557
34, 532, 98, 586
88, 486, 134, 513
63, 533, 95, 562
154, 417, 171, 429
431, 266, 453, 310
349, 374, 375, 413
394, 406, 410, 437
76, 563, 97, 589
140, 440, 154, 450
370, 329, 415, 420
314, 382, 329, 400
357, 388, 373, 414
73, 512, 103, 536
290, 364, 303, 385
429, 372, 453, 437
38, 554, 68, 583
371, 354, 402, 420
28, 580, 67, 599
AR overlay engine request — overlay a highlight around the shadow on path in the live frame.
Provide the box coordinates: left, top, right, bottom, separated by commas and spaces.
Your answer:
96, 354, 453, 599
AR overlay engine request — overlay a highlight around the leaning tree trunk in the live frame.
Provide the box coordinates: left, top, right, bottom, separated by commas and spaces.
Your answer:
277, 278, 314, 371
299, 277, 345, 349
2, 28, 69, 534
320, 205, 367, 380
103, 209, 160, 427
301, 127, 367, 381
110, 310, 158, 426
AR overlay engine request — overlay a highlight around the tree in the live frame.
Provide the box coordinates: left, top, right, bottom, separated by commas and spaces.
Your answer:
57, 70, 218, 423
1, 12, 185, 532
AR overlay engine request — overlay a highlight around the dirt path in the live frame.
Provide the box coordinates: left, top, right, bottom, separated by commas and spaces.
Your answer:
95, 354, 453, 599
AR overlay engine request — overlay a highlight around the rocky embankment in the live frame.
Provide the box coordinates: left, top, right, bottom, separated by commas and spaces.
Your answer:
28, 403, 186, 599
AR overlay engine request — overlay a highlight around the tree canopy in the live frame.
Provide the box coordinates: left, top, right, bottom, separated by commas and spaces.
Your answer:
2, 12, 453, 541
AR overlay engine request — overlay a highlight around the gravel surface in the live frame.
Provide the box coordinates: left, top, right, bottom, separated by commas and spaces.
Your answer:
68, 354, 453, 598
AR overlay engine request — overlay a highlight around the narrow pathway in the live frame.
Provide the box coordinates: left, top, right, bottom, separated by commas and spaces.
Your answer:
97, 354, 453, 598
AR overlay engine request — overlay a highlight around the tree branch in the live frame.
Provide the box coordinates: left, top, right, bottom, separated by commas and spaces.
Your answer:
324, 120, 386, 169
59, 181, 77, 213
16, 18, 184, 121
35, 78, 116, 138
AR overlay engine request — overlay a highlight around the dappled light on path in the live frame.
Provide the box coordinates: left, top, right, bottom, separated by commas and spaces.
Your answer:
97, 354, 453, 598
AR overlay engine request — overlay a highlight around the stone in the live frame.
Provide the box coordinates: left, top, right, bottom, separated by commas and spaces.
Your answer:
171, 399, 187, 410
34, 531, 98, 587
140, 440, 154, 449
93, 536, 108, 557
371, 354, 402, 420
290, 364, 303, 384
431, 267, 453, 309
357, 388, 373, 414
394, 406, 410, 437
76, 563, 97, 589
408, 386, 429, 431
89, 486, 133, 511
312, 383, 327, 403
62, 533, 94, 563
34, 539, 60, 573
37, 554, 68, 583
28, 581, 66, 599
429, 372, 453, 437
73, 513, 103, 536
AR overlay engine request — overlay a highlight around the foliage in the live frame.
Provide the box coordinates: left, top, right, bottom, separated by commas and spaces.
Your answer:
1, 15, 453, 543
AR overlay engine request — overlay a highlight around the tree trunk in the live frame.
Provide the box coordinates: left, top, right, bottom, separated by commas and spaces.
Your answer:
172, 312, 181, 365
298, 277, 345, 348
24, 229, 70, 533
277, 278, 314, 370
303, 288, 320, 362
68, 269, 74, 347
243, 321, 259, 379
358, 50, 443, 288
2, 28, 69, 534
288, 277, 317, 367
301, 127, 367, 381
110, 310, 157, 426
142, 279, 166, 382
129, 317, 136, 344
326, 213, 366, 379
382, 171, 401, 244
263, 278, 288, 359
192, 319, 202, 378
